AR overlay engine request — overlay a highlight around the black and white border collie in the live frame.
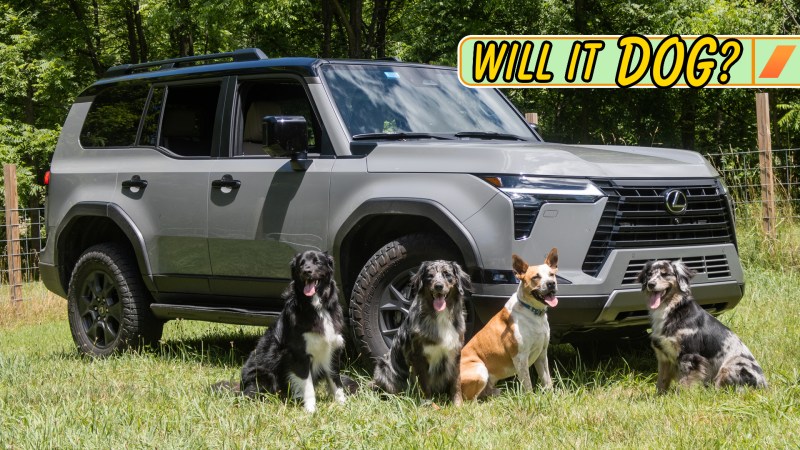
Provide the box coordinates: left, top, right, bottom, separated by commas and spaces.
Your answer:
240, 251, 353, 413
637, 260, 767, 393
372, 260, 471, 405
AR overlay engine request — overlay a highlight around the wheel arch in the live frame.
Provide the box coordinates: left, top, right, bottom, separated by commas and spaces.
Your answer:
54, 202, 155, 296
333, 199, 481, 303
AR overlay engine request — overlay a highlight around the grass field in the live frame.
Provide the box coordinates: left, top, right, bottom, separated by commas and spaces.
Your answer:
1, 266, 798, 448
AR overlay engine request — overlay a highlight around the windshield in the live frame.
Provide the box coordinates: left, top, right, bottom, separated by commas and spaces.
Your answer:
320, 63, 538, 140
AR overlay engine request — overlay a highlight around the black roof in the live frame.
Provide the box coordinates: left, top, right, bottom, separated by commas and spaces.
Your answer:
84, 48, 445, 94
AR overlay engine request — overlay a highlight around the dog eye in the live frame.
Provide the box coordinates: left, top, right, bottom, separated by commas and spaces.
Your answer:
533, 275, 541, 281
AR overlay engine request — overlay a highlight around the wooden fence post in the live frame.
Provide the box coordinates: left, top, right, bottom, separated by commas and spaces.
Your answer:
3, 164, 23, 302
755, 93, 777, 239
525, 112, 539, 125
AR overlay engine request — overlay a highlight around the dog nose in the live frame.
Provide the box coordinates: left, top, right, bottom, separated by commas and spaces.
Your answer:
546, 281, 555, 290
434, 283, 445, 292
647, 281, 656, 289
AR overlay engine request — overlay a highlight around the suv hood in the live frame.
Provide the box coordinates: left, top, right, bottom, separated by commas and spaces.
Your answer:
364, 141, 719, 178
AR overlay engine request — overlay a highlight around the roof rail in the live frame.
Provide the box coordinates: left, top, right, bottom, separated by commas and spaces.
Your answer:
103, 48, 268, 79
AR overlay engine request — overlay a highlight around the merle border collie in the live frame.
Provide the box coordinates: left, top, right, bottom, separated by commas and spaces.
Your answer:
372, 260, 471, 405
239, 250, 354, 412
637, 260, 766, 393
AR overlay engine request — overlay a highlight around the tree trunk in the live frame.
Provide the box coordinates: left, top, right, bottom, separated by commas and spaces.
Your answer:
679, 90, 697, 150
125, 4, 140, 63
134, 0, 148, 62
172, 0, 194, 57
574, 0, 586, 33
330, 0, 357, 58
322, 0, 332, 57
350, 0, 363, 58
66, 0, 104, 75
369, 0, 390, 58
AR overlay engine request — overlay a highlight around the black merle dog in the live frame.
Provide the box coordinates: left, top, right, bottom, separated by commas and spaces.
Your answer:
637, 260, 766, 393
372, 260, 471, 405
239, 250, 354, 413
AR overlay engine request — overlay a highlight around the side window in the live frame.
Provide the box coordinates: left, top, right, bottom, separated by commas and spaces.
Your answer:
79, 84, 150, 147
236, 79, 322, 157
158, 83, 220, 157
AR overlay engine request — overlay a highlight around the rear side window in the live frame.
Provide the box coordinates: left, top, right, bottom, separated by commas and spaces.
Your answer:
157, 83, 220, 157
79, 84, 149, 147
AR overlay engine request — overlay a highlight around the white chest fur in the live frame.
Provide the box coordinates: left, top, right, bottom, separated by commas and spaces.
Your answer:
507, 295, 550, 364
303, 296, 344, 373
422, 312, 461, 368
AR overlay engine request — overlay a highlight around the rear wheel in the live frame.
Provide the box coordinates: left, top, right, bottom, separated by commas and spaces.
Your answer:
349, 233, 472, 367
67, 243, 163, 357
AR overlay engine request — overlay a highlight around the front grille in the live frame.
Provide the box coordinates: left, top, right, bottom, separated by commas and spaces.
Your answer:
583, 179, 736, 277
622, 255, 731, 285
514, 205, 541, 240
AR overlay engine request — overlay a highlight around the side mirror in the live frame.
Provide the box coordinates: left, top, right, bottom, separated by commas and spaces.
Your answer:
262, 116, 312, 171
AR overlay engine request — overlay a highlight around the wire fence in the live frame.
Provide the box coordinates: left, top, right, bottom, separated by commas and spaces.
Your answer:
705, 147, 800, 220
0, 207, 46, 285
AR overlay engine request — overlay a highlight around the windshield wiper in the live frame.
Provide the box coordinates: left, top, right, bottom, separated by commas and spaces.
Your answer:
454, 131, 529, 141
352, 132, 453, 141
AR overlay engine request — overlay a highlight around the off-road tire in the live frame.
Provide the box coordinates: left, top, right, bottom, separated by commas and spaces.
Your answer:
67, 243, 163, 357
349, 233, 464, 368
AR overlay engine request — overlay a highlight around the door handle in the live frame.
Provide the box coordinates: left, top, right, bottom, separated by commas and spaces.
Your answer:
211, 174, 241, 190
122, 175, 148, 189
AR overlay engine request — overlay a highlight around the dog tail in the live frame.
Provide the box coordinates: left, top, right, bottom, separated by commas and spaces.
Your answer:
210, 380, 241, 395
371, 347, 409, 394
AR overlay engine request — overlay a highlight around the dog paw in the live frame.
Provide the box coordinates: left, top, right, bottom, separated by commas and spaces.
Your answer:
334, 388, 347, 404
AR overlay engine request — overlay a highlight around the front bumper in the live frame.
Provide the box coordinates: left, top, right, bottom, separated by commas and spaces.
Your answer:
470, 245, 745, 342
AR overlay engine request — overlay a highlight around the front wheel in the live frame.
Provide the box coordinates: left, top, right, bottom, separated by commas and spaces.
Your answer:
67, 243, 163, 357
349, 233, 472, 367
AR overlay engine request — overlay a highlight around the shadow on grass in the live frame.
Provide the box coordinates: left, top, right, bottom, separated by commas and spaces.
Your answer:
546, 341, 656, 390
155, 328, 262, 368
50, 324, 659, 393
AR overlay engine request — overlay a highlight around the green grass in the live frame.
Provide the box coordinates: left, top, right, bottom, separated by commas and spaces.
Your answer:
2, 265, 799, 448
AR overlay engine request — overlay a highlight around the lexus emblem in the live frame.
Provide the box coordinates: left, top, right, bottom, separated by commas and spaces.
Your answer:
664, 189, 687, 215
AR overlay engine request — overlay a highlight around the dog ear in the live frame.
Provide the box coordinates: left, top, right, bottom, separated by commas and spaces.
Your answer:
323, 251, 335, 270
636, 260, 653, 285
409, 261, 428, 299
672, 260, 696, 292
512, 254, 528, 278
545, 248, 558, 269
451, 261, 472, 296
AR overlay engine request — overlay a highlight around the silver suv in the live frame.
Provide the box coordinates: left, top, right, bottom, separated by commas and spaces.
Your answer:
40, 48, 744, 358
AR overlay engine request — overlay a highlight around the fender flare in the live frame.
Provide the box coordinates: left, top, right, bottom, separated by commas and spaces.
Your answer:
333, 198, 482, 273
54, 202, 155, 293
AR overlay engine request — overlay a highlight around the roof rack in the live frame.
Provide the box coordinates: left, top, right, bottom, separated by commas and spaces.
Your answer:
103, 48, 268, 79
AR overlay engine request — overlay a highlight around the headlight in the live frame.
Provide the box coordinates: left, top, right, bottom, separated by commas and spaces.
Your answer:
479, 175, 604, 239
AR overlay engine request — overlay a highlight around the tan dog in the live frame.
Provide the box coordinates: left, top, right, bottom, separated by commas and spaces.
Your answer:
460, 249, 558, 400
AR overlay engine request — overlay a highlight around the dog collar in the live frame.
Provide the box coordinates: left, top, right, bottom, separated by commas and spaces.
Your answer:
518, 300, 547, 316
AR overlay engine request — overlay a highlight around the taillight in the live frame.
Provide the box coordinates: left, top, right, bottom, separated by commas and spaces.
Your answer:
44, 170, 51, 185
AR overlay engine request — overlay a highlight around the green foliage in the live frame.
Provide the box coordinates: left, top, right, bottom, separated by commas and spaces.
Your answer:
0, 120, 59, 207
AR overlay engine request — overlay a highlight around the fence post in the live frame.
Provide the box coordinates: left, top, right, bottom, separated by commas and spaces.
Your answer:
525, 112, 539, 125
755, 93, 777, 239
3, 164, 23, 302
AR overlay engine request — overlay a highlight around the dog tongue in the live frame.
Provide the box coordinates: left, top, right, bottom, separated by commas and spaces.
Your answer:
303, 281, 316, 297
433, 295, 447, 312
543, 294, 558, 307
649, 292, 662, 309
